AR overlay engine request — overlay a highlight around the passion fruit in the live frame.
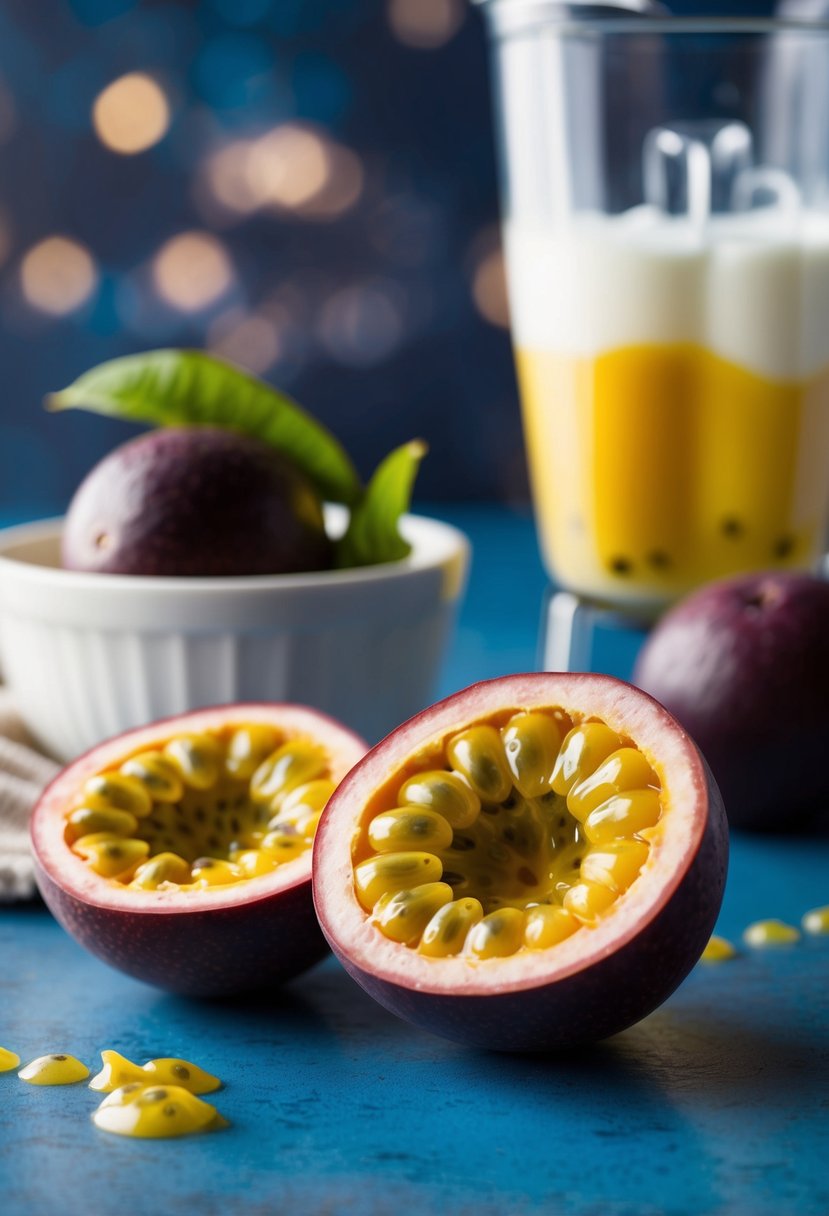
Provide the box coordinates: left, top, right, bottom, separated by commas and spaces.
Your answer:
61, 426, 333, 577
313, 673, 727, 1052
633, 570, 829, 832
31, 703, 366, 996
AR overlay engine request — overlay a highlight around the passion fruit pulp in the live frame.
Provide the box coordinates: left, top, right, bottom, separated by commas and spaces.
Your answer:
31, 704, 367, 996
313, 673, 728, 1052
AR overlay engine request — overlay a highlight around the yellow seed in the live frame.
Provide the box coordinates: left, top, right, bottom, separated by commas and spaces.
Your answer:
583, 790, 662, 843
234, 847, 285, 877
73, 834, 150, 879
446, 726, 513, 803
551, 723, 625, 796
163, 734, 223, 791
579, 840, 650, 893
501, 712, 562, 798
568, 748, 658, 822
190, 857, 243, 887
225, 724, 282, 780
466, 907, 526, 959
743, 919, 801, 947
120, 752, 184, 802
419, 898, 484, 958
563, 880, 618, 924
258, 832, 310, 863
802, 905, 829, 936
250, 741, 328, 805
82, 773, 153, 818
269, 808, 322, 839
18, 1054, 90, 1085
279, 779, 336, 817
0, 1047, 20, 1072
141, 1058, 221, 1095
524, 905, 580, 949
92, 1084, 226, 1138
368, 808, 454, 855
373, 882, 454, 945
398, 770, 481, 829
65, 805, 139, 844
353, 852, 443, 911
700, 935, 738, 963
89, 1051, 146, 1092
130, 853, 192, 890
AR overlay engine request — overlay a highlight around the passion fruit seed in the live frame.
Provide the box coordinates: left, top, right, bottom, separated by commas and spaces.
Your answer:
467, 908, 527, 959
802, 905, 829, 935
142, 1058, 221, 1095
225, 724, 282, 781
368, 809, 454, 855
419, 898, 484, 957
446, 726, 513, 803
82, 773, 152, 818
64, 726, 337, 894
700, 935, 738, 963
372, 882, 454, 945
163, 734, 224, 791
0, 1047, 20, 1072
501, 712, 563, 799
18, 1054, 90, 1085
743, 919, 801, 947
92, 1083, 227, 1138
398, 770, 481, 829
356, 711, 663, 959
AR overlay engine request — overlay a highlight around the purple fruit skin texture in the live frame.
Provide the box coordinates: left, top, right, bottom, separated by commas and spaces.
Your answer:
33, 855, 328, 996
633, 572, 829, 832
326, 765, 728, 1054
62, 426, 332, 577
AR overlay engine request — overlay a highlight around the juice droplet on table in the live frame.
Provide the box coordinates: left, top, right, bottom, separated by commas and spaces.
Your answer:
801, 905, 829, 936
743, 919, 800, 948
700, 934, 737, 963
18, 1054, 90, 1085
0, 1046, 20, 1072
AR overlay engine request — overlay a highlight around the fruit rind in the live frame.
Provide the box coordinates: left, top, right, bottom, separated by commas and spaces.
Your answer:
314, 673, 728, 1052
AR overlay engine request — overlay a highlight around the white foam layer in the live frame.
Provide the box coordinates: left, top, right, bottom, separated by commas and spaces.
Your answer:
506, 209, 829, 381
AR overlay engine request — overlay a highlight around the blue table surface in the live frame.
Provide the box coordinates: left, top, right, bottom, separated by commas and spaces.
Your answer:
1, 503, 828, 1216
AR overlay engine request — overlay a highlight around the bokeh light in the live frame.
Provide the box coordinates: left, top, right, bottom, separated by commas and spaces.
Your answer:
92, 72, 170, 155
247, 124, 330, 209
387, 0, 466, 49
471, 245, 510, 329
318, 280, 405, 366
204, 140, 260, 215
208, 307, 282, 374
152, 231, 234, 311
20, 237, 98, 316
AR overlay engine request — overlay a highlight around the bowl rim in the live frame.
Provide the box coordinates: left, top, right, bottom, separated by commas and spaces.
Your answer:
0, 508, 470, 596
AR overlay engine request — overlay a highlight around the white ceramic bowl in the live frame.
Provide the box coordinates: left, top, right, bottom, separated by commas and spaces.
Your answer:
0, 510, 469, 760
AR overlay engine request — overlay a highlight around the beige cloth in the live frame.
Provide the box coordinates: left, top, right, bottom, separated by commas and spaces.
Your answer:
0, 690, 61, 901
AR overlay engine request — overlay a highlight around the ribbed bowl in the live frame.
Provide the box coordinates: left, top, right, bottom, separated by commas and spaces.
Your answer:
0, 511, 469, 760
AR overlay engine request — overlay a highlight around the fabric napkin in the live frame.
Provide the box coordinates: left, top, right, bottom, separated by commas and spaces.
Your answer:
0, 690, 61, 902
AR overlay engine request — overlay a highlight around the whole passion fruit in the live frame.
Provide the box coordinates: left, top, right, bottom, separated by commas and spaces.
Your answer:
31, 703, 366, 996
313, 673, 727, 1052
61, 426, 333, 577
633, 570, 829, 832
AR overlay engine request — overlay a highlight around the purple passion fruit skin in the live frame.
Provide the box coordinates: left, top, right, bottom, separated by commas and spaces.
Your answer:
61, 426, 333, 577
31, 704, 367, 997
633, 571, 829, 833
313, 673, 728, 1053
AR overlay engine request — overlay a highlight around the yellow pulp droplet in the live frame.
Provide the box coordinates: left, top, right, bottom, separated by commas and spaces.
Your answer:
0, 1046, 20, 1072
141, 1058, 222, 1095
89, 1050, 145, 1092
92, 1084, 226, 1138
700, 935, 737, 963
18, 1054, 90, 1085
802, 905, 829, 936
743, 919, 801, 948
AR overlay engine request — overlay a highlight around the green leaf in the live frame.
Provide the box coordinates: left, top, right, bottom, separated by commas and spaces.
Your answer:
47, 348, 363, 507
335, 439, 427, 569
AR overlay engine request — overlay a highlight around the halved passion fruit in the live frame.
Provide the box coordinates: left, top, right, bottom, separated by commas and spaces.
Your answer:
32, 704, 367, 996
313, 673, 728, 1052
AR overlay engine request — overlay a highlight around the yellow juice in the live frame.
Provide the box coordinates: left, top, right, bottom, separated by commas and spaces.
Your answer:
516, 342, 829, 608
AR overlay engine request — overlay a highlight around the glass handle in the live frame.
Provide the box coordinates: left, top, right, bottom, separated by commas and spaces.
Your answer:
643, 119, 754, 222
